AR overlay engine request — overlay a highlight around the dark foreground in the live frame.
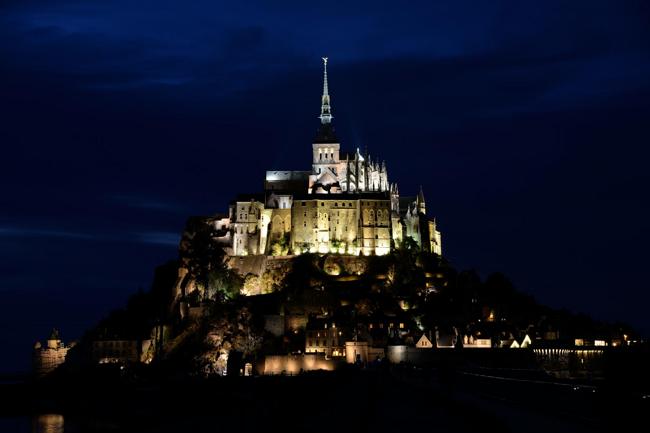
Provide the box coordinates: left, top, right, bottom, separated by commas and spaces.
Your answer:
1, 367, 648, 433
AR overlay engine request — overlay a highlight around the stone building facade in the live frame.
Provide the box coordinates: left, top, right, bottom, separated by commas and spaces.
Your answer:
91, 339, 152, 364
33, 329, 71, 377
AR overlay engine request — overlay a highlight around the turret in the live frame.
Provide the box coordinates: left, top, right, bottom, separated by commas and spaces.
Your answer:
417, 185, 426, 215
390, 183, 400, 213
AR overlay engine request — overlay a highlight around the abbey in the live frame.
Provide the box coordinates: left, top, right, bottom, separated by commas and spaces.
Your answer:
220, 58, 441, 257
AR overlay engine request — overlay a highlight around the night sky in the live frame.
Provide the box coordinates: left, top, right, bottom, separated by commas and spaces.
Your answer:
1, 0, 649, 373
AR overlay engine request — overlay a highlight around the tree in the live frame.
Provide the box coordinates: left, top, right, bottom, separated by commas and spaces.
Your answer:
206, 267, 242, 301
194, 306, 262, 376
242, 274, 262, 296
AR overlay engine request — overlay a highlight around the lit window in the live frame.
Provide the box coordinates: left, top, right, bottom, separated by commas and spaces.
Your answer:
399, 323, 404, 329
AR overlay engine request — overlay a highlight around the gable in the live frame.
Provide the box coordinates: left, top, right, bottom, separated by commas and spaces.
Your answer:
416, 333, 433, 348
316, 170, 339, 186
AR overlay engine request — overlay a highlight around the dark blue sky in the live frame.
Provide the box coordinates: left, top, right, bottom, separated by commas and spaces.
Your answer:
1, 0, 649, 373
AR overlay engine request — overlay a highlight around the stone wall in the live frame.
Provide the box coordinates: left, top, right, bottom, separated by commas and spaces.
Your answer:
227, 255, 269, 276
226, 255, 294, 277
33, 345, 69, 377
386, 345, 435, 364
263, 353, 340, 375
264, 315, 285, 337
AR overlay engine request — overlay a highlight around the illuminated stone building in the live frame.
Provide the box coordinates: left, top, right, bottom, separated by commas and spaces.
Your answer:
91, 339, 152, 364
33, 328, 71, 377
305, 319, 347, 358
225, 58, 442, 257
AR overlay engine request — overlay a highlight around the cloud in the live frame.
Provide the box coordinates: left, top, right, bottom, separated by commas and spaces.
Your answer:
134, 231, 180, 247
0, 226, 100, 241
0, 225, 179, 247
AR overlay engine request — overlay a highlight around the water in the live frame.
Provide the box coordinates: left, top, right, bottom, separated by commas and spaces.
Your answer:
0, 414, 64, 433
32, 414, 64, 433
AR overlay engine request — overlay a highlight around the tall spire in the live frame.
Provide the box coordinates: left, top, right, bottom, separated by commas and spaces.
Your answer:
417, 185, 426, 215
319, 57, 333, 124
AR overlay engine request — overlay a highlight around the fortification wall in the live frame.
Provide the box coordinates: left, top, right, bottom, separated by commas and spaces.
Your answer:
227, 255, 269, 276
226, 255, 294, 277
263, 353, 340, 375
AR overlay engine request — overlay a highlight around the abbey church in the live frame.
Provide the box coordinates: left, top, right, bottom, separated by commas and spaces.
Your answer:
218, 58, 442, 257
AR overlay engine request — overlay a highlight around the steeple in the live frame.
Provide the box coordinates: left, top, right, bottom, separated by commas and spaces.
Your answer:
319, 57, 332, 124
314, 57, 338, 143
417, 185, 426, 215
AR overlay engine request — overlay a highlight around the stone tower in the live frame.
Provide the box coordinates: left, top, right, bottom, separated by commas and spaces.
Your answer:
311, 57, 341, 192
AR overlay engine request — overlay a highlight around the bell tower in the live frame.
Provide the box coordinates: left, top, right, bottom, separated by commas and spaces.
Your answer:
312, 57, 340, 179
